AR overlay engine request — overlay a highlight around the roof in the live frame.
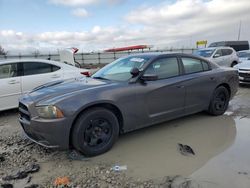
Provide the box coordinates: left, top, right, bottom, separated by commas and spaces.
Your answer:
197, 46, 234, 51
0, 58, 60, 65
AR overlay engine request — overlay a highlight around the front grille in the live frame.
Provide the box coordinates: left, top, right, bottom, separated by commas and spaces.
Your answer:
239, 72, 250, 78
19, 102, 30, 122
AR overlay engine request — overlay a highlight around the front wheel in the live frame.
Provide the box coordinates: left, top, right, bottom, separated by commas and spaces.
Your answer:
72, 107, 119, 156
231, 61, 238, 67
207, 86, 230, 116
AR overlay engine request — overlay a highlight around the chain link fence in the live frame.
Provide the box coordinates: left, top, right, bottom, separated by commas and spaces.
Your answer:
0, 48, 197, 66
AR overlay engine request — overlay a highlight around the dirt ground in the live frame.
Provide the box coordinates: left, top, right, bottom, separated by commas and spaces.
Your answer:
0, 86, 250, 188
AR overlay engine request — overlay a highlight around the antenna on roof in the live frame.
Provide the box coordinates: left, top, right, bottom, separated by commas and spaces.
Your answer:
237, 20, 242, 41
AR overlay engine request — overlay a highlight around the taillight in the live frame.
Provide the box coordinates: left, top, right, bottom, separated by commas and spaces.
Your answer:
81, 71, 90, 77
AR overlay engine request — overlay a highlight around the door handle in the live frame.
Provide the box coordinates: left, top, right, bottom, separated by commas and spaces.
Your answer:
210, 77, 215, 81
51, 74, 60, 78
176, 85, 184, 89
8, 80, 19, 84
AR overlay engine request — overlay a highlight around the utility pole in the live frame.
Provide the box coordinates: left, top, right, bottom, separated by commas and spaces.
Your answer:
238, 20, 242, 41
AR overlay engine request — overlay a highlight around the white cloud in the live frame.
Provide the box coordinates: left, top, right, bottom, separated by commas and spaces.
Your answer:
49, 0, 98, 6
1, 0, 250, 54
71, 8, 89, 17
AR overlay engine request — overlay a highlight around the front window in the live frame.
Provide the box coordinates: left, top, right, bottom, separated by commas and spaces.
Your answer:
92, 56, 150, 81
194, 49, 215, 57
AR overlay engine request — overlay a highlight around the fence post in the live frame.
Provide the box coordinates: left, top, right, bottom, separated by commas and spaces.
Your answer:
81, 52, 84, 64
19, 53, 21, 59
98, 52, 101, 64
113, 51, 116, 61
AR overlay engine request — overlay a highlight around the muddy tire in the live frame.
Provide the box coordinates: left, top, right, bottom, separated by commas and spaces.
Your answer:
72, 107, 119, 156
208, 86, 230, 116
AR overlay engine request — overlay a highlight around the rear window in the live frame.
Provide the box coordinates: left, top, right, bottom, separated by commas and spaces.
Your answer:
23, 62, 60, 76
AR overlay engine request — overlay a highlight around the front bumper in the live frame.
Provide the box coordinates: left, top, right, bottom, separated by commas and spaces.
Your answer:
18, 98, 72, 150
239, 70, 250, 84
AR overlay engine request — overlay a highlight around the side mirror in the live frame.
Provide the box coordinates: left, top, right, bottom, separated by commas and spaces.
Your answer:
140, 74, 158, 81
213, 54, 221, 58
130, 67, 140, 77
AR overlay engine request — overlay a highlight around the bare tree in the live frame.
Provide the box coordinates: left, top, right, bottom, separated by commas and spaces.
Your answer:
0, 45, 7, 55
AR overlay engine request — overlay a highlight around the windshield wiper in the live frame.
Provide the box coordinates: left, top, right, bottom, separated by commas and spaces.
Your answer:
92, 76, 110, 80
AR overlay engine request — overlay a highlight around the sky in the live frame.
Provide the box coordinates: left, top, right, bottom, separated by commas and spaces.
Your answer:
0, 0, 250, 54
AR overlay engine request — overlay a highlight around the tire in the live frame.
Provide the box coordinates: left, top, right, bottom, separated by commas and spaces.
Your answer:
208, 86, 230, 116
72, 107, 119, 156
231, 61, 237, 67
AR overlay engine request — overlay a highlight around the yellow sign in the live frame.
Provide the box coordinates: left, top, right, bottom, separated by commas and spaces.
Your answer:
196, 40, 207, 46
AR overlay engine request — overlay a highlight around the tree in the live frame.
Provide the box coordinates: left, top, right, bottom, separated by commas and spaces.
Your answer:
0, 45, 7, 55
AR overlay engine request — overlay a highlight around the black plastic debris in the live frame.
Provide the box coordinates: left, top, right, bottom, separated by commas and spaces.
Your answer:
3, 171, 28, 181
25, 164, 40, 173
68, 150, 89, 161
1, 184, 13, 188
3, 163, 40, 181
0, 154, 5, 162
178, 143, 195, 156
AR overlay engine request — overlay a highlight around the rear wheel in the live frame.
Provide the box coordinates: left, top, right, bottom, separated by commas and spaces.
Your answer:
72, 107, 119, 156
231, 61, 238, 67
208, 86, 230, 115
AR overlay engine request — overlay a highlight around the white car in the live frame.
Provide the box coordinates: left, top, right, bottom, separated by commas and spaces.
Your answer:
237, 50, 250, 63
0, 59, 90, 111
194, 47, 239, 67
234, 59, 250, 84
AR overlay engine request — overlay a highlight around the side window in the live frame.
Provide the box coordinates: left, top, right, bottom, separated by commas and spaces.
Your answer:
214, 49, 222, 57
0, 63, 18, 79
182, 58, 203, 74
222, 49, 233, 56
23, 62, 60, 76
201, 61, 209, 71
144, 58, 179, 79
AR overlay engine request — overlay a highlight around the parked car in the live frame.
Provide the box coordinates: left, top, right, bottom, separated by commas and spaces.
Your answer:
19, 53, 239, 156
208, 41, 249, 52
194, 47, 239, 67
0, 59, 90, 111
237, 50, 250, 63
234, 58, 250, 84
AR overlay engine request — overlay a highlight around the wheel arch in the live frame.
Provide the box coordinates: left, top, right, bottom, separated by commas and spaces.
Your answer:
216, 83, 231, 98
69, 102, 124, 148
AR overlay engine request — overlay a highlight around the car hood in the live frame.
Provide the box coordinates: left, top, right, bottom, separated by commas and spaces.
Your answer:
27, 77, 117, 104
235, 61, 250, 70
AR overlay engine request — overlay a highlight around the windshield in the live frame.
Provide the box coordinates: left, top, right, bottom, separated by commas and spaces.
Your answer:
92, 56, 150, 81
194, 49, 215, 57
237, 51, 250, 58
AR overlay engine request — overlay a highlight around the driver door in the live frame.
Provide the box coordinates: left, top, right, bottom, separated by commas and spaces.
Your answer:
136, 57, 185, 127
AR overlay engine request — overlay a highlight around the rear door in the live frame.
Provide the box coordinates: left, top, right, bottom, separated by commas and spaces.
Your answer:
21, 61, 63, 93
180, 57, 216, 114
221, 49, 234, 67
136, 56, 185, 126
0, 63, 21, 110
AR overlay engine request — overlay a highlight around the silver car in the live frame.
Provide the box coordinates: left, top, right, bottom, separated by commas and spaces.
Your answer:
194, 47, 239, 67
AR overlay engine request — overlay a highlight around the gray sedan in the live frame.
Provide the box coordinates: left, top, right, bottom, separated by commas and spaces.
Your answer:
19, 53, 239, 156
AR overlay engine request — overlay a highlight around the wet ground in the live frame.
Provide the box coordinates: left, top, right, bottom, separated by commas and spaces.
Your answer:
0, 86, 250, 188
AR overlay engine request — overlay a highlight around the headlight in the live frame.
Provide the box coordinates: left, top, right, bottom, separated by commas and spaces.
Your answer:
36, 105, 64, 119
